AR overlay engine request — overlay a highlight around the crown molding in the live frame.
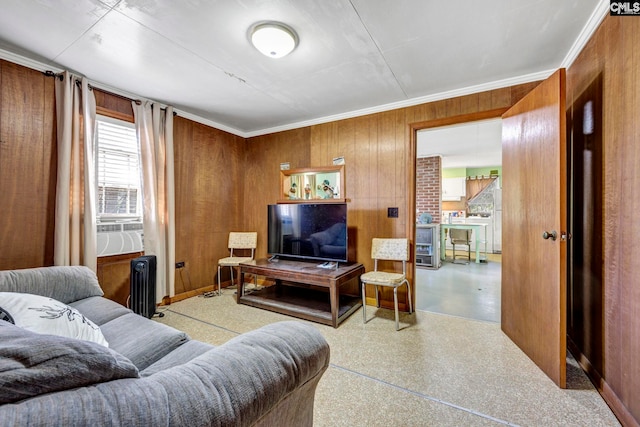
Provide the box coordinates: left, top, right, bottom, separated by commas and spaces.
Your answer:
174, 110, 247, 137
0, 48, 61, 73
561, 0, 609, 68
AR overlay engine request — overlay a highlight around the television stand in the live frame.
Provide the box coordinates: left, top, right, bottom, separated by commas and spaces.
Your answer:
238, 259, 364, 328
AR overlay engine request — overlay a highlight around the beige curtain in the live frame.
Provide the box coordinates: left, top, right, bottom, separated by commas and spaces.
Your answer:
132, 101, 175, 303
53, 72, 97, 271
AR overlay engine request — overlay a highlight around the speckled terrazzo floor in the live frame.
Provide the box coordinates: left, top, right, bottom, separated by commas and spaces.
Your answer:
154, 291, 620, 426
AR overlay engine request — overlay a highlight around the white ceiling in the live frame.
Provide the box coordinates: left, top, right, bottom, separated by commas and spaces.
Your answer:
417, 118, 503, 169
0, 0, 606, 137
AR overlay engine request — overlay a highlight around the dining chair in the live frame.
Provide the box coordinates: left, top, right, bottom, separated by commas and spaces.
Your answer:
450, 228, 472, 264
360, 238, 412, 330
215, 232, 257, 296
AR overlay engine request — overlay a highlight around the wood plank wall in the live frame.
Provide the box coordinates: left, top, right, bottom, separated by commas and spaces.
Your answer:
0, 61, 56, 270
173, 117, 245, 296
244, 84, 538, 311
0, 61, 246, 305
567, 15, 640, 427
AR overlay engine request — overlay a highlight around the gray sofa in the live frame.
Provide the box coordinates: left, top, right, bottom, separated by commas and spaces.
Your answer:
0, 266, 330, 426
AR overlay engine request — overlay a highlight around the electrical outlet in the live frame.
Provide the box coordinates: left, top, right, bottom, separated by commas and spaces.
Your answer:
175, 261, 185, 268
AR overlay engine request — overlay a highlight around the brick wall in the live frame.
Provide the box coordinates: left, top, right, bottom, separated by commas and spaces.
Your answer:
416, 156, 441, 223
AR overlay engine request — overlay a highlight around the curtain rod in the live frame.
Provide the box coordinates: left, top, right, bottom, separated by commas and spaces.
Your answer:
89, 83, 143, 106
43, 70, 178, 115
466, 175, 498, 180
43, 70, 154, 107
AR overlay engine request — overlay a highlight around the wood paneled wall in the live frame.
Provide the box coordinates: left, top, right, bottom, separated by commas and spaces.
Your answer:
567, 15, 640, 427
0, 61, 56, 270
0, 62, 246, 301
244, 84, 538, 311
173, 117, 246, 295
96, 252, 142, 306
242, 127, 311, 259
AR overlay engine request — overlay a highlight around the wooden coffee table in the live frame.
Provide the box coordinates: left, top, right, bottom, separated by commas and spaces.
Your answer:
237, 258, 364, 328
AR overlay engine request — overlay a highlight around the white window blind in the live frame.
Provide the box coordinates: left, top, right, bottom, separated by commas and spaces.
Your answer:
95, 117, 141, 219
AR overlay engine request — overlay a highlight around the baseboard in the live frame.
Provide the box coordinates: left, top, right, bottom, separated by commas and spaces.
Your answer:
161, 284, 214, 305
601, 381, 639, 427
160, 274, 264, 305
568, 338, 638, 427
567, 339, 604, 389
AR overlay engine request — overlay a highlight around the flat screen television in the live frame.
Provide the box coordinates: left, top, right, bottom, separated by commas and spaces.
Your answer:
267, 203, 348, 263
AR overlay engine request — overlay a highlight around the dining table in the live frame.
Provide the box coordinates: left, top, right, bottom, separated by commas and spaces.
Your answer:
440, 222, 488, 264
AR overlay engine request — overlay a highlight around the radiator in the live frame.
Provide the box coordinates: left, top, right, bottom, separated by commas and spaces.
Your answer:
130, 255, 157, 318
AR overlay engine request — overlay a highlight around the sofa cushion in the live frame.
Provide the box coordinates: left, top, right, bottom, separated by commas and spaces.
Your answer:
140, 340, 215, 377
0, 292, 108, 347
0, 266, 103, 304
100, 313, 189, 370
69, 296, 132, 326
0, 321, 139, 404
150, 321, 330, 426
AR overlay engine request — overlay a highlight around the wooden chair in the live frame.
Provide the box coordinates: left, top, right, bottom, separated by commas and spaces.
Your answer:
361, 238, 412, 330
215, 232, 257, 296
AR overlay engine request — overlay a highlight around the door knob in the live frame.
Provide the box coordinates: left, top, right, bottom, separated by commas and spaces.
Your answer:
542, 230, 557, 241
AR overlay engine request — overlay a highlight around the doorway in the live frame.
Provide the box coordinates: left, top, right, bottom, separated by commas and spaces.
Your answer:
412, 115, 504, 323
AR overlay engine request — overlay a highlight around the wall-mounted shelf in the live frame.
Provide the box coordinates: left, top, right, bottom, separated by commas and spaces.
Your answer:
279, 165, 345, 203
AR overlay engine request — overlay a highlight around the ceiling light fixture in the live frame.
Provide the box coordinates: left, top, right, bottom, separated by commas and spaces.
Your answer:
250, 22, 298, 58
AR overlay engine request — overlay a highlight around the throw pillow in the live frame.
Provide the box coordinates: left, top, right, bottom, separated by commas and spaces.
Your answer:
0, 292, 108, 347
0, 321, 139, 404
0, 306, 14, 324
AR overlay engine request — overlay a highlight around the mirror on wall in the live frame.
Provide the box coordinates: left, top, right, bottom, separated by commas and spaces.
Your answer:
280, 166, 345, 202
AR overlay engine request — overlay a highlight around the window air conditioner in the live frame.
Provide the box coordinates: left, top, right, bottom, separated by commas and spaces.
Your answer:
97, 222, 144, 256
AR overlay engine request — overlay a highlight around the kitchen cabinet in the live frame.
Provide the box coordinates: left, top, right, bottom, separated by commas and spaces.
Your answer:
416, 224, 440, 269
442, 177, 466, 201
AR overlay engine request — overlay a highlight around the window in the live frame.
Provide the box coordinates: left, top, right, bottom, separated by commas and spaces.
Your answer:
95, 116, 141, 220
95, 115, 144, 256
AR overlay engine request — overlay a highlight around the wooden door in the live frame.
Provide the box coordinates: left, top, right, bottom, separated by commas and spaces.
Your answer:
501, 69, 567, 388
